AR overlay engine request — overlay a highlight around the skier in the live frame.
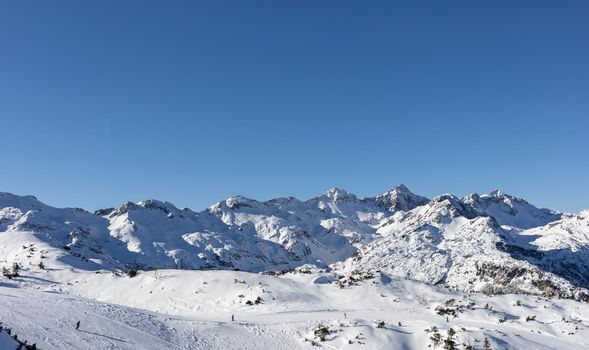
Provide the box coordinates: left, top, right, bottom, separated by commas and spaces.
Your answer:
231, 314, 234, 322
75, 321, 80, 330
344, 312, 347, 319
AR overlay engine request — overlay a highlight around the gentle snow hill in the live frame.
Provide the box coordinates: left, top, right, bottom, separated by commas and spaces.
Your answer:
1, 266, 589, 350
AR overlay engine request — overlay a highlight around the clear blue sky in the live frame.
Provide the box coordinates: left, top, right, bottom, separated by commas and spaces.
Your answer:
1, 1, 588, 212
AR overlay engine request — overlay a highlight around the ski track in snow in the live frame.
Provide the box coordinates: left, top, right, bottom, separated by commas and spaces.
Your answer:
2, 269, 589, 350
0, 286, 307, 350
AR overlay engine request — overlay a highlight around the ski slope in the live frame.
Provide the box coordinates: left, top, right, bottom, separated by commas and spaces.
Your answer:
1, 267, 589, 349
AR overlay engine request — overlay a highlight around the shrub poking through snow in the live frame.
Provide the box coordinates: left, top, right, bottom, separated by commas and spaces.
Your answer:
313, 325, 330, 341
443, 328, 456, 350
429, 326, 442, 348
376, 321, 385, 328
435, 305, 459, 317
2, 263, 21, 279
444, 299, 456, 306
127, 269, 138, 278
245, 296, 263, 306
12, 263, 20, 277
336, 271, 375, 288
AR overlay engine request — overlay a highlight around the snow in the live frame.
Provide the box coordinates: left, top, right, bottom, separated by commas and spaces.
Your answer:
1, 266, 589, 349
1, 187, 588, 349
336, 194, 589, 300
462, 190, 561, 229
0, 186, 430, 273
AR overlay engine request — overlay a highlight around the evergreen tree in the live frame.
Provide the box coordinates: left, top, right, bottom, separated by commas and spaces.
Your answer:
12, 262, 21, 276
443, 328, 456, 350
430, 327, 442, 348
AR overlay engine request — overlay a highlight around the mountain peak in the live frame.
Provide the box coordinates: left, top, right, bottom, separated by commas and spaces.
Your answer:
137, 199, 181, 213
224, 195, 260, 209
484, 188, 514, 200
323, 187, 350, 197
430, 193, 482, 219
482, 189, 526, 202
489, 188, 504, 196
376, 185, 429, 212
462, 190, 561, 229
391, 184, 410, 192
0, 192, 45, 211
316, 187, 357, 202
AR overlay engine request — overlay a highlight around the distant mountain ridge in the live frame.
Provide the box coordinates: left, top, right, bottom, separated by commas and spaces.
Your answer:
1, 187, 588, 300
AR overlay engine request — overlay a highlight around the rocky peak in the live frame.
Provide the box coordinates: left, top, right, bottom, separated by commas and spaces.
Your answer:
430, 194, 482, 219
112, 201, 142, 216
463, 190, 561, 229
137, 199, 179, 213
375, 184, 429, 212
94, 208, 116, 217
315, 187, 358, 204
224, 195, 260, 209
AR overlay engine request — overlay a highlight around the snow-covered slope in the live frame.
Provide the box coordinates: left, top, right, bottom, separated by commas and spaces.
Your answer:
99, 186, 422, 271
462, 190, 561, 229
0, 192, 128, 270
374, 184, 429, 212
335, 194, 589, 300
515, 210, 589, 291
2, 267, 589, 350
1, 187, 587, 300
104, 199, 300, 271
1, 188, 589, 349
0, 185, 427, 273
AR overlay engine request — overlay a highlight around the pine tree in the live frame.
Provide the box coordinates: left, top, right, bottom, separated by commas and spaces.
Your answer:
12, 262, 20, 277
430, 327, 442, 348
443, 328, 456, 350
483, 337, 492, 350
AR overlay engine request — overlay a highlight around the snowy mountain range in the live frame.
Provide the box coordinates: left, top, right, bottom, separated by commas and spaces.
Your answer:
1, 186, 588, 300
